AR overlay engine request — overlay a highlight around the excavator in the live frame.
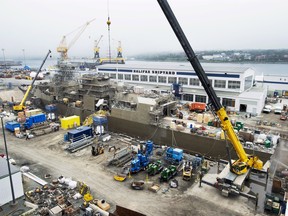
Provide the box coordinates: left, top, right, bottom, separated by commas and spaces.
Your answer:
13, 50, 51, 112
157, 0, 263, 176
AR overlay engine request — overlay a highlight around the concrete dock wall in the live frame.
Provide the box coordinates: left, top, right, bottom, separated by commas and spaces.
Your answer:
108, 116, 272, 163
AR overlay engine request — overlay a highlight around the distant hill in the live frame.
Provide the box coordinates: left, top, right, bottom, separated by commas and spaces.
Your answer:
133, 49, 288, 63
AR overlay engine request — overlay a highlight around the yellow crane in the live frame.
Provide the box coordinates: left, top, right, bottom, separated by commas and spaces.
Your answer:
57, 18, 96, 60
13, 50, 51, 112
157, 0, 263, 175
94, 35, 103, 59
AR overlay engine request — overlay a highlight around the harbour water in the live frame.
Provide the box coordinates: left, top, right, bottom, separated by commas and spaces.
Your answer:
14, 58, 288, 76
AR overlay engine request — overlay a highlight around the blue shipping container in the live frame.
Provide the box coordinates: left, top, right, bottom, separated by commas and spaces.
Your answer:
93, 116, 108, 125
25, 113, 46, 129
5, 121, 20, 132
45, 104, 57, 113
67, 126, 93, 142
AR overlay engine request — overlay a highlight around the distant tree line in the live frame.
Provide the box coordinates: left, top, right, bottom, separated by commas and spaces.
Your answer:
134, 49, 288, 63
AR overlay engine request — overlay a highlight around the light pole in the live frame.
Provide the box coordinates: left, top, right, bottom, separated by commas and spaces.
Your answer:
0, 114, 16, 205
1, 48, 6, 72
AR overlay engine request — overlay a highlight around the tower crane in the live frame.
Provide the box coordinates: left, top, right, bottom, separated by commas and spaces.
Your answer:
94, 35, 103, 59
57, 18, 96, 60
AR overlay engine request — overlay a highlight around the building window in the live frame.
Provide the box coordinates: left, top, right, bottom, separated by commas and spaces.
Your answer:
118, 74, 123, 80
244, 75, 253, 90
149, 75, 157, 82
222, 98, 235, 107
140, 75, 148, 82
190, 78, 200, 86
132, 74, 139, 81
208, 79, 213, 86
179, 77, 188, 85
125, 74, 131, 80
183, 94, 194, 101
158, 76, 167, 83
195, 95, 206, 103
228, 81, 240, 89
110, 73, 116, 79
214, 80, 226, 88
168, 77, 177, 84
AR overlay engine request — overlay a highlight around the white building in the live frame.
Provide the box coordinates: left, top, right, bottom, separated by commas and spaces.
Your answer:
97, 61, 267, 115
0, 157, 24, 206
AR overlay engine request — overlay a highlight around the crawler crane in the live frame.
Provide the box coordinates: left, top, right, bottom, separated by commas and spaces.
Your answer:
13, 50, 51, 112
157, 1, 265, 197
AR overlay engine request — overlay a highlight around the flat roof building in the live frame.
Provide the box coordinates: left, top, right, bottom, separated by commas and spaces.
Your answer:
97, 61, 267, 115
0, 157, 24, 206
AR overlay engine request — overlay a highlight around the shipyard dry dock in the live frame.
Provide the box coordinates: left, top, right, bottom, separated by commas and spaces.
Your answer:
1, 126, 281, 216
0, 76, 288, 215
0, 99, 287, 215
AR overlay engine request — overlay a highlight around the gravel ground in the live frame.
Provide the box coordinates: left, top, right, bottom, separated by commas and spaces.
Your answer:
0, 126, 268, 216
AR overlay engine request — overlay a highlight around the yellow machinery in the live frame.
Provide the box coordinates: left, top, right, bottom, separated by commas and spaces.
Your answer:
97, 41, 125, 64
57, 18, 96, 60
94, 35, 103, 59
82, 111, 108, 126
157, 0, 263, 175
183, 161, 193, 181
13, 50, 51, 112
78, 181, 93, 202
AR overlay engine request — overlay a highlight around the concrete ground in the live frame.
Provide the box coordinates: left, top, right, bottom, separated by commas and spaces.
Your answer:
0, 127, 269, 216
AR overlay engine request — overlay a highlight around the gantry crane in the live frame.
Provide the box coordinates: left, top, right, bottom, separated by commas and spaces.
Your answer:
57, 18, 96, 60
94, 35, 103, 59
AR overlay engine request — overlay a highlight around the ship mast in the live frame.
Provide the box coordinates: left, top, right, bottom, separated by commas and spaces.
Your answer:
107, 0, 111, 63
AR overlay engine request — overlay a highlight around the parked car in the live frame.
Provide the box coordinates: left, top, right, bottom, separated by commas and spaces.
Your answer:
274, 106, 282, 114
280, 111, 287, 120
263, 105, 272, 113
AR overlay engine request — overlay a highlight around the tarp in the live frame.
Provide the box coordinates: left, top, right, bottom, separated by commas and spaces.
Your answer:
23, 65, 31, 70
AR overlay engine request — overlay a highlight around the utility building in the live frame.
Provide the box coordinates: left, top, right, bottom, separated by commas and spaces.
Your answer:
0, 157, 24, 206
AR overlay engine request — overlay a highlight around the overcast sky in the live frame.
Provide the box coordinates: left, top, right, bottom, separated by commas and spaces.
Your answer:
1, 0, 287, 59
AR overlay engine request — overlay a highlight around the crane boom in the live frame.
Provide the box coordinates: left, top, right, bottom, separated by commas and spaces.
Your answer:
157, 0, 263, 175
13, 50, 51, 111
57, 18, 96, 60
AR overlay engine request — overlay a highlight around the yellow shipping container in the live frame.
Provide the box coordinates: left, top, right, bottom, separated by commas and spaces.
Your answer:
60, 115, 80, 129
25, 109, 42, 117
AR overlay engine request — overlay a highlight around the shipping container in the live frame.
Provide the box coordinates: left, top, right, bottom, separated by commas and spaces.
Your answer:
5, 121, 20, 132
45, 104, 57, 113
189, 102, 206, 112
93, 116, 108, 125
25, 113, 46, 129
60, 115, 80, 129
66, 126, 93, 142
25, 109, 42, 117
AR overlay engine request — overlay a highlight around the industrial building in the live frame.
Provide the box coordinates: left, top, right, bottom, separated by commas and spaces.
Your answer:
97, 61, 267, 115
0, 157, 24, 206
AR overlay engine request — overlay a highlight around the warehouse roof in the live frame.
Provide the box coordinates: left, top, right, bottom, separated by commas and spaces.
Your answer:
0, 157, 19, 179
97, 61, 251, 74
